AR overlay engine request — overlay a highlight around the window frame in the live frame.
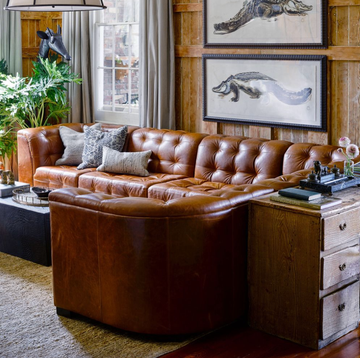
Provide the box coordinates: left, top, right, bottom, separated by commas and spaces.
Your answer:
94, 11, 140, 126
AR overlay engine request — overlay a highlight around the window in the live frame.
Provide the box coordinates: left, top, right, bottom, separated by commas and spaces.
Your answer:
95, 0, 140, 125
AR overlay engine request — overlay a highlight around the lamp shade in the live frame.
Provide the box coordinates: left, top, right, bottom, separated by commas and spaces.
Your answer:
5, 0, 107, 11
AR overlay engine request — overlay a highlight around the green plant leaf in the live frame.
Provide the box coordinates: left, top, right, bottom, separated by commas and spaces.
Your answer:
0, 57, 82, 159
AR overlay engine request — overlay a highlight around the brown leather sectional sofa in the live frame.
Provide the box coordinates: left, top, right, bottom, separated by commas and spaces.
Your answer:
17, 123, 346, 335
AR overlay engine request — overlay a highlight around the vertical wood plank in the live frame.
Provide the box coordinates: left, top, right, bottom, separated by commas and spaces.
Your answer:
173, 12, 182, 46
234, 125, 249, 137
181, 57, 191, 131
329, 7, 337, 46
202, 121, 217, 134
175, 57, 183, 130
220, 123, 236, 136
219, 123, 250, 137
334, 7, 349, 46
348, 7, 360, 46
308, 132, 331, 145
348, 62, 360, 146
189, 58, 202, 132
331, 61, 349, 144
188, 11, 201, 45
248, 126, 272, 139
182, 12, 192, 46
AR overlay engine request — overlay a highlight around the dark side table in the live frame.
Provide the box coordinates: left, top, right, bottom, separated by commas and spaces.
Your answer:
0, 196, 51, 266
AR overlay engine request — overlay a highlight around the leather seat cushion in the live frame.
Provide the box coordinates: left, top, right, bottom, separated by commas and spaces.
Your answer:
148, 178, 274, 206
78, 171, 188, 197
34, 166, 96, 189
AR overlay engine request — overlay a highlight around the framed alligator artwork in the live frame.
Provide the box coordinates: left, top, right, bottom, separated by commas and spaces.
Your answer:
202, 54, 327, 131
203, 0, 327, 48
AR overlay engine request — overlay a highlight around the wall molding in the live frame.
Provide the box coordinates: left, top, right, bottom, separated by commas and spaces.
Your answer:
328, 0, 360, 5
173, 1, 359, 10
175, 45, 360, 61
173, 4, 202, 12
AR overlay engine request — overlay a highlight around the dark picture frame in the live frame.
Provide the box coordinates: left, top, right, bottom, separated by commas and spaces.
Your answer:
203, 0, 327, 48
203, 54, 327, 132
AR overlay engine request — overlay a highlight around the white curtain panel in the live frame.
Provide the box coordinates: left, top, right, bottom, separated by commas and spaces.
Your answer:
0, 0, 22, 76
62, 11, 97, 124
140, 0, 175, 129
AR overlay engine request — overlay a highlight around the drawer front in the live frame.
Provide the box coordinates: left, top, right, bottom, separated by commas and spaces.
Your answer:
323, 208, 360, 250
322, 245, 360, 289
321, 281, 359, 340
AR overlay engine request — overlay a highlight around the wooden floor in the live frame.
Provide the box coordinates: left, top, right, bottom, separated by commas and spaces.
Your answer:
162, 321, 360, 358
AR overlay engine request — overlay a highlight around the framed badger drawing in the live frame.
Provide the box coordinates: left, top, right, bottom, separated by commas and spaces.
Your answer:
203, 0, 327, 48
203, 54, 327, 132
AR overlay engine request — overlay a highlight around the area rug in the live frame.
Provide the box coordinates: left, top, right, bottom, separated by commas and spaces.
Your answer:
0, 252, 203, 358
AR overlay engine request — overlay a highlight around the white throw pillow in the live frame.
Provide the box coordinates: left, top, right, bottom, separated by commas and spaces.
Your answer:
55, 123, 101, 166
97, 147, 152, 177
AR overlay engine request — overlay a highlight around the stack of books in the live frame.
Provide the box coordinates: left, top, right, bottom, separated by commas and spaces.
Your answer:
270, 187, 342, 210
354, 162, 360, 175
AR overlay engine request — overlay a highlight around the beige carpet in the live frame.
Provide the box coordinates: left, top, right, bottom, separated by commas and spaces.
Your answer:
0, 252, 203, 358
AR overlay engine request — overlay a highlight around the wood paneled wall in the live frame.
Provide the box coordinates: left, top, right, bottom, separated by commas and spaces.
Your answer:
173, 0, 360, 146
21, 12, 62, 77
19, 5, 360, 146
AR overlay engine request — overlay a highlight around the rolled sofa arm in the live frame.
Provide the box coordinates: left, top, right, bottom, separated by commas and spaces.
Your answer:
17, 123, 86, 186
256, 160, 349, 191
49, 188, 248, 335
255, 169, 313, 191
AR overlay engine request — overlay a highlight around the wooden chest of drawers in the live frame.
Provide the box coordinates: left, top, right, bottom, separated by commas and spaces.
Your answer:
248, 187, 360, 349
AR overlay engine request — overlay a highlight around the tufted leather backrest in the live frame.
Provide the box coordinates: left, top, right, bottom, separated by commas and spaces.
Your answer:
282, 143, 345, 174
194, 135, 293, 185
128, 128, 208, 177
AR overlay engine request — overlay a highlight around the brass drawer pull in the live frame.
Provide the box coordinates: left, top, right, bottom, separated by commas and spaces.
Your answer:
339, 263, 347, 271
338, 303, 346, 312
339, 223, 347, 231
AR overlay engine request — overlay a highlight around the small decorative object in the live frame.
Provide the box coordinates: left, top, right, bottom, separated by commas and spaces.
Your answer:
312, 161, 331, 182
37, 26, 71, 62
331, 165, 341, 178
13, 187, 49, 206
308, 171, 318, 182
337, 137, 359, 177
313, 160, 322, 181
7, 171, 15, 185
1, 181, 29, 198
31, 187, 52, 199
1, 171, 8, 185
344, 160, 355, 177
321, 166, 329, 175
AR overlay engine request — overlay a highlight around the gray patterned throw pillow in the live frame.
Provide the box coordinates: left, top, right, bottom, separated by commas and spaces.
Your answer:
56, 123, 101, 166
77, 125, 128, 170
